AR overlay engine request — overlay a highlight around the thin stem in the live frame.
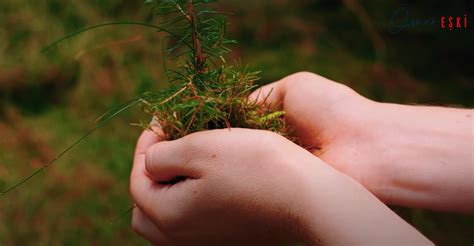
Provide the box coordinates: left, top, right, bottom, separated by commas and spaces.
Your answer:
109, 204, 137, 224
187, 0, 205, 72
1, 97, 145, 196
42, 21, 183, 53
159, 82, 191, 105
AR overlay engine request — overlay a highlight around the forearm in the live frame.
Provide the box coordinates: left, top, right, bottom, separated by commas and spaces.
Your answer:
372, 103, 473, 212
298, 160, 432, 245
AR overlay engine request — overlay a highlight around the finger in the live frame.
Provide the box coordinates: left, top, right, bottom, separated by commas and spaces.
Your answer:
145, 138, 202, 183
132, 135, 203, 223
130, 128, 165, 214
249, 80, 286, 108
131, 141, 200, 239
132, 207, 169, 244
135, 123, 165, 156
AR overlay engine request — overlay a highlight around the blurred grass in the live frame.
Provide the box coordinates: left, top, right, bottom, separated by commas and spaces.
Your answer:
0, 0, 472, 245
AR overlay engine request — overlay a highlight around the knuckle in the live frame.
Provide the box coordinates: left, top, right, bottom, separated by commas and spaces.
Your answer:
180, 132, 209, 156
293, 71, 316, 78
181, 134, 200, 151
289, 71, 317, 82
145, 144, 157, 165
281, 71, 317, 91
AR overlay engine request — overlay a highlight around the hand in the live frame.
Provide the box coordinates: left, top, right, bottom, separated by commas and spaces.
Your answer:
251, 72, 474, 212
250, 72, 386, 199
130, 128, 431, 245
130, 128, 311, 245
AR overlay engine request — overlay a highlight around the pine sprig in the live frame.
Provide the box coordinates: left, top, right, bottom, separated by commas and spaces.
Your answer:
141, 0, 289, 140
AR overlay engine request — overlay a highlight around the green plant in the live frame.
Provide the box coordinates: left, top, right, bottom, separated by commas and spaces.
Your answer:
1, 0, 289, 196
138, 0, 288, 140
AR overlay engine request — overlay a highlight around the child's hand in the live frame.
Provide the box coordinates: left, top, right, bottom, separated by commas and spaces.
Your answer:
130, 128, 317, 244
250, 72, 387, 199
130, 128, 431, 245
251, 72, 473, 212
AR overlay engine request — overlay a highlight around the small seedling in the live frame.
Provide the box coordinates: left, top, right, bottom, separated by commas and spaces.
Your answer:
1, 0, 290, 217
136, 0, 289, 140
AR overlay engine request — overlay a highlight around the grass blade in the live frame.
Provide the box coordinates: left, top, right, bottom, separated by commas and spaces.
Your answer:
41, 21, 176, 53
109, 205, 137, 224
0, 97, 145, 196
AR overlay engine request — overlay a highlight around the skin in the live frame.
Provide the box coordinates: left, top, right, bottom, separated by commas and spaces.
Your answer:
249, 72, 474, 213
130, 71, 472, 244
130, 128, 432, 245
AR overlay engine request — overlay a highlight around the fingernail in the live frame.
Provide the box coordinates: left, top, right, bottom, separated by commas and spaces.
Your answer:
149, 116, 161, 127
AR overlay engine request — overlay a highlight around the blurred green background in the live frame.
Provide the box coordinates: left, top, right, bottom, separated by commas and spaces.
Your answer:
0, 0, 472, 245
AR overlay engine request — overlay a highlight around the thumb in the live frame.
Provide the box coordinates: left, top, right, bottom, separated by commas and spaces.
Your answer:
249, 80, 286, 108
135, 117, 166, 156
145, 138, 202, 184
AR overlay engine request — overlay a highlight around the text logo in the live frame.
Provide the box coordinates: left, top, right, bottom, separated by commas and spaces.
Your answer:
390, 6, 469, 34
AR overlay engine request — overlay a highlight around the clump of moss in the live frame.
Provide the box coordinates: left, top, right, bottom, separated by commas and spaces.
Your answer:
140, 0, 288, 140
141, 66, 288, 140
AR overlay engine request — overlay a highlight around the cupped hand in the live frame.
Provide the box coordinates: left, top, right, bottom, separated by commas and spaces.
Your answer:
130, 127, 431, 245
130, 128, 319, 245
250, 72, 389, 200
250, 72, 474, 213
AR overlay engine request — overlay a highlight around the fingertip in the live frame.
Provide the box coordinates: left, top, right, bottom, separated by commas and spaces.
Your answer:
131, 125, 165, 203
132, 207, 168, 244
135, 127, 165, 156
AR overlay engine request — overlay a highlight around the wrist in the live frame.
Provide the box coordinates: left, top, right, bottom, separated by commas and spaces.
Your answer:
297, 160, 432, 245
292, 157, 345, 244
362, 102, 474, 211
334, 98, 397, 203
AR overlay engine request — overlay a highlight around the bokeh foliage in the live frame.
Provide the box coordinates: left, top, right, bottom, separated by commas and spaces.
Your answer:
0, 0, 472, 245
